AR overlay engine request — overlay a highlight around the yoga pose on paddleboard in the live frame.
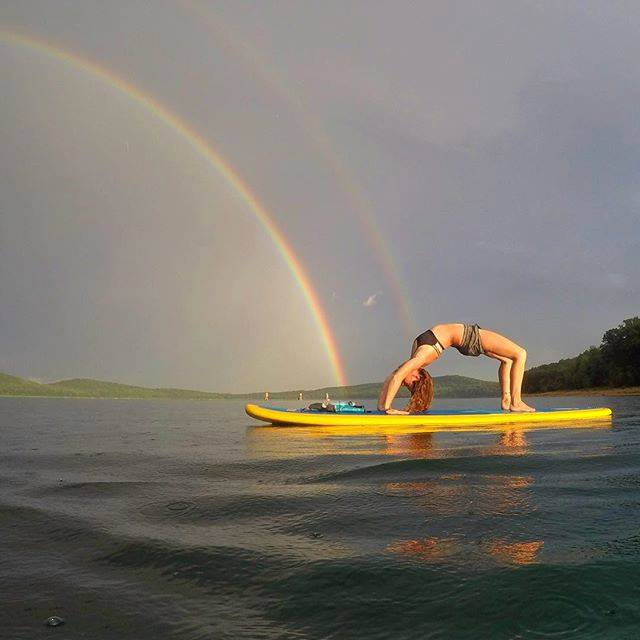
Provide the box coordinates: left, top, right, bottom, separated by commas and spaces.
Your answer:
377, 323, 535, 415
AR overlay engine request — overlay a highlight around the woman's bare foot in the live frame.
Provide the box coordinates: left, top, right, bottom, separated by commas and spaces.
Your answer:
501, 393, 511, 411
510, 400, 535, 413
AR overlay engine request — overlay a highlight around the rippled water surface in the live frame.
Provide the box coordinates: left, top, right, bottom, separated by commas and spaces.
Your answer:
2, 395, 640, 639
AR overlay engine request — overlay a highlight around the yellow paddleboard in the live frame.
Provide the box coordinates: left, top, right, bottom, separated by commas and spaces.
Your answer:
245, 404, 612, 430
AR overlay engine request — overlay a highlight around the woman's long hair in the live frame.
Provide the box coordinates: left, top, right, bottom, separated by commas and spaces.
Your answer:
404, 368, 434, 413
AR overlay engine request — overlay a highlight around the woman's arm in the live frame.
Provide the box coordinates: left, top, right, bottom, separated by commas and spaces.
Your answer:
377, 354, 427, 412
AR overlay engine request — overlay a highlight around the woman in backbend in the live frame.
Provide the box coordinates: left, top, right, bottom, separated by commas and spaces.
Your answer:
377, 323, 535, 415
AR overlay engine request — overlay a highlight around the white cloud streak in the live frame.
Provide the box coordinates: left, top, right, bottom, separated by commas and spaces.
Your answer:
363, 292, 381, 307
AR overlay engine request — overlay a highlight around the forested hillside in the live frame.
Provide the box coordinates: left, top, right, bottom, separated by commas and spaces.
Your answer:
524, 317, 640, 392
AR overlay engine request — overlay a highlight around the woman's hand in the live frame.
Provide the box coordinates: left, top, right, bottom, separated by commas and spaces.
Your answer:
384, 408, 409, 415
377, 353, 430, 416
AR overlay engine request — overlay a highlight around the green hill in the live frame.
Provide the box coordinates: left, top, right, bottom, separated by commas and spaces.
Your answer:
49, 378, 229, 399
248, 375, 499, 400
0, 374, 228, 399
0, 372, 499, 400
0, 373, 54, 396
524, 317, 640, 393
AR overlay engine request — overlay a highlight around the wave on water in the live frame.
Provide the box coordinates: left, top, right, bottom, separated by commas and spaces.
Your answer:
306, 451, 640, 483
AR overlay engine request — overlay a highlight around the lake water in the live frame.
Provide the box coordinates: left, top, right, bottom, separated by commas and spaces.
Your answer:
1, 395, 640, 639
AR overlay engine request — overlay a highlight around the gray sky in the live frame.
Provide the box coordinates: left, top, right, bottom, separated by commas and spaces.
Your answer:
1, 1, 639, 392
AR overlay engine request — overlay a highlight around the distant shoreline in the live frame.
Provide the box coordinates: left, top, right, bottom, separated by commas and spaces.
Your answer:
528, 386, 640, 397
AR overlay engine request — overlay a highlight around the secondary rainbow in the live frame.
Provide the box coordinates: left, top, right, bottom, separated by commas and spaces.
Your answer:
0, 28, 347, 386
176, 0, 417, 338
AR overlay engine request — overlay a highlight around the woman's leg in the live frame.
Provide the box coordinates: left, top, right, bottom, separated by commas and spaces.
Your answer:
485, 351, 513, 410
479, 329, 535, 412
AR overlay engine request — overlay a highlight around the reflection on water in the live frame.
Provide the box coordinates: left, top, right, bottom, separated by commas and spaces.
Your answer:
386, 537, 544, 565
386, 536, 455, 561
383, 433, 434, 456
498, 429, 528, 449
383, 429, 529, 457
249, 422, 550, 571
383, 466, 539, 566
247, 419, 611, 459
247, 426, 536, 459
486, 539, 544, 564
246, 419, 614, 578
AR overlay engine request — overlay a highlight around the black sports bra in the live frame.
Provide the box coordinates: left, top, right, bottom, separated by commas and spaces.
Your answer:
415, 329, 444, 351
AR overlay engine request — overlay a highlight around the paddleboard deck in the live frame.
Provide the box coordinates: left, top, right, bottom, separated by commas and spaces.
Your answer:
245, 404, 612, 428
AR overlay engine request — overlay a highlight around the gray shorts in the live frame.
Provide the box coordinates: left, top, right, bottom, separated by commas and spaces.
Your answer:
455, 324, 484, 357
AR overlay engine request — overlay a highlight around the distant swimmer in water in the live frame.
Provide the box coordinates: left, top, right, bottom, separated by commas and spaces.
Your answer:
377, 323, 535, 415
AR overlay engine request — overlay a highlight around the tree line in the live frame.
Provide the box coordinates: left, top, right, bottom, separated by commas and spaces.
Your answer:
524, 317, 640, 392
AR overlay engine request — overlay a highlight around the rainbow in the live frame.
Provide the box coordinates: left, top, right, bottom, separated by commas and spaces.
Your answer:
0, 28, 348, 386
176, 0, 417, 338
